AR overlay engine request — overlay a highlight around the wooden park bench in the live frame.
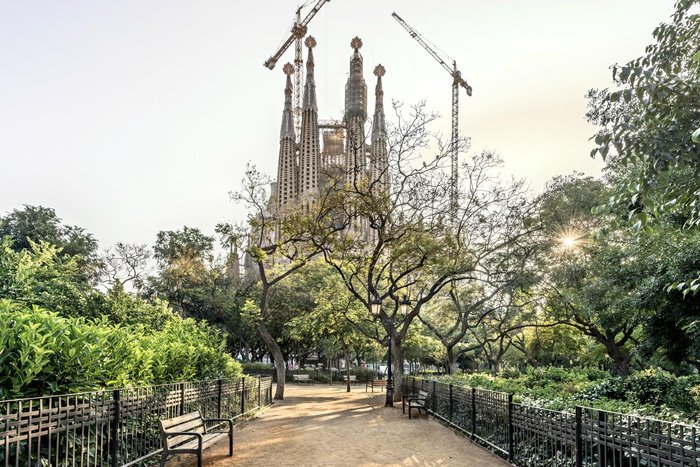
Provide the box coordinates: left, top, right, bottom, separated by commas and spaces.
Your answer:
343, 375, 358, 385
158, 410, 233, 467
365, 379, 387, 392
292, 373, 312, 384
405, 390, 429, 419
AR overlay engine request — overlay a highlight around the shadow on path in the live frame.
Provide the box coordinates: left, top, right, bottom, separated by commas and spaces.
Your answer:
168, 385, 509, 466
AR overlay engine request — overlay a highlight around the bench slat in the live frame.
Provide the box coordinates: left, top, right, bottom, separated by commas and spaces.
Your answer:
168, 432, 204, 449
161, 411, 202, 429
174, 433, 226, 452
167, 418, 205, 434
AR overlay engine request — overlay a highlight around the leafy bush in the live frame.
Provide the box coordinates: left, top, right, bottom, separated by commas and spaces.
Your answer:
0, 299, 241, 399
241, 362, 275, 374
433, 366, 700, 423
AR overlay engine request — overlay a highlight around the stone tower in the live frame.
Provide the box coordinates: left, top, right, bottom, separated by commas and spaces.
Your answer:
344, 37, 368, 187
370, 64, 389, 193
298, 36, 320, 199
276, 63, 297, 213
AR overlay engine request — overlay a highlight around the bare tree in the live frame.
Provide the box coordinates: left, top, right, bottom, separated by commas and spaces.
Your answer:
232, 165, 343, 400
98, 242, 152, 294
312, 102, 538, 402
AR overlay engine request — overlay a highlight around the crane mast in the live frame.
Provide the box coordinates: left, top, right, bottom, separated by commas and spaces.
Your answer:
392, 12, 472, 219
264, 0, 330, 141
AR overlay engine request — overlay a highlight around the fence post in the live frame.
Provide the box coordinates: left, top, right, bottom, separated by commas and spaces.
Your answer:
180, 382, 186, 416
109, 390, 120, 467
597, 410, 606, 465
258, 375, 262, 409
449, 384, 454, 422
471, 387, 477, 438
217, 379, 223, 418
432, 381, 437, 413
575, 406, 583, 467
412, 377, 416, 394
507, 393, 514, 461
240, 377, 246, 415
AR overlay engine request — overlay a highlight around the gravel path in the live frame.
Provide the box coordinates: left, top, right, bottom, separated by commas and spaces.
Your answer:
169, 384, 509, 466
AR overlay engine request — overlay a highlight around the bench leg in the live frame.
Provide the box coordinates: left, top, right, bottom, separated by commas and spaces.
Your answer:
229, 431, 234, 456
197, 452, 202, 467
160, 454, 167, 467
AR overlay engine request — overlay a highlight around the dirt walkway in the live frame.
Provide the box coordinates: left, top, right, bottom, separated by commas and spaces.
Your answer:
170, 384, 509, 467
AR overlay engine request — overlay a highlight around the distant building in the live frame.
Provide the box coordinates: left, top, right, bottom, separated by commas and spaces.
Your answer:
277, 35, 389, 213
245, 36, 389, 279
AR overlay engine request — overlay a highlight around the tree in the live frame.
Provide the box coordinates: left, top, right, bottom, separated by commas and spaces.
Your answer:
288, 262, 377, 391
0, 237, 94, 317
232, 165, 339, 399
536, 175, 645, 376
152, 226, 216, 313
98, 242, 152, 294
0, 205, 98, 274
312, 103, 537, 402
588, 1, 700, 229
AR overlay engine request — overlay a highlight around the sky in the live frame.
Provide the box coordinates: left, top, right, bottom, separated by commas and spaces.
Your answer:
0, 0, 677, 250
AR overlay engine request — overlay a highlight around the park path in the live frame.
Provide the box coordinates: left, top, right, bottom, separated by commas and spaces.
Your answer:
169, 384, 508, 467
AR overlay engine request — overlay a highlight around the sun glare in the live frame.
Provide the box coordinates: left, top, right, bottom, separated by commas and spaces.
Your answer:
556, 226, 586, 252
561, 236, 577, 248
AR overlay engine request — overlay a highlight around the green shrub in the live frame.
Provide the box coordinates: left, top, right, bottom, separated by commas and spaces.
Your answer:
0, 299, 241, 399
241, 362, 275, 374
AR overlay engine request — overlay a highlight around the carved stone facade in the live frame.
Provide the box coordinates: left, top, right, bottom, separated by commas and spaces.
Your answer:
274, 36, 389, 216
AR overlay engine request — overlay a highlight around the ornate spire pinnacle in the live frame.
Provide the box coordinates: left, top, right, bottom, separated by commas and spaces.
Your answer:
280, 62, 295, 140
351, 36, 363, 51
303, 36, 317, 111
374, 64, 385, 105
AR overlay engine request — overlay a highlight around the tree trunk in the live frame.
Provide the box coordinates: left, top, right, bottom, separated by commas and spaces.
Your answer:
392, 337, 404, 402
344, 346, 351, 393
605, 342, 631, 376
256, 321, 286, 399
446, 346, 459, 375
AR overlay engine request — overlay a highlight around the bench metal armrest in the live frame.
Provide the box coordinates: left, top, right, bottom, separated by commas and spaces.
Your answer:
203, 418, 234, 434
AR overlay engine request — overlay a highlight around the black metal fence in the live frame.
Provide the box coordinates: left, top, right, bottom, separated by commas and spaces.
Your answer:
0, 376, 273, 467
403, 376, 700, 467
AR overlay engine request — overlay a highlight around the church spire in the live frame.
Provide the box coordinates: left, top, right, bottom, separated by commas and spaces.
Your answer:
344, 37, 368, 187
298, 36, 321, 196
371, 64, 386, 144
371, 64, 389, 193
344, 37, 367, 121
280, 63, 294, 140
303, 36, 318, 112
276, 63, 297, 213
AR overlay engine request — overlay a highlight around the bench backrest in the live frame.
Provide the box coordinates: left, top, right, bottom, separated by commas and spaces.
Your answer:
293, 374, 310, 380
344, 375, 357, 380
159, 411, 205, 447
416, 390, 429, 400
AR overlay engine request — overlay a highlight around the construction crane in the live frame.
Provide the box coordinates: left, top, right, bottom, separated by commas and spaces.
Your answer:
264, 0, 330, 140
392, 12, 472, 219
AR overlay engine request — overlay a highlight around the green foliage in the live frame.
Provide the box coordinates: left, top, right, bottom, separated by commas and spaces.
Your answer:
0, 299, 241, 399
589, 1, 700, 229
0, 237, 94, 317
435, 367, 700, 423
0, 205, 98, 261
241, 361, 274, 373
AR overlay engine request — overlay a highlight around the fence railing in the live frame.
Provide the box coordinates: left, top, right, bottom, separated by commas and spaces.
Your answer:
403, 376, 700, 467
0, 376, 273, 467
